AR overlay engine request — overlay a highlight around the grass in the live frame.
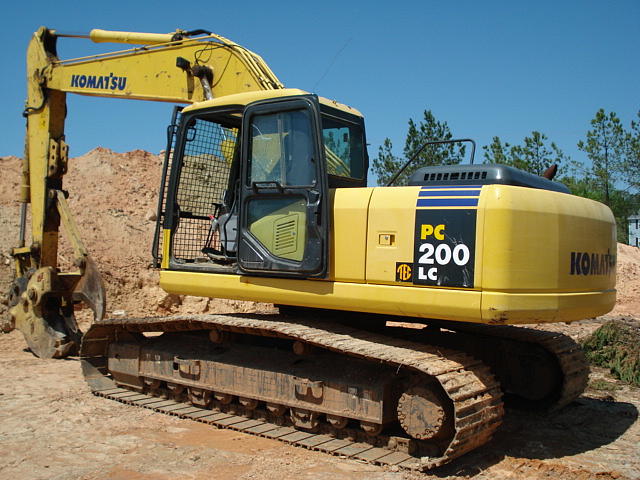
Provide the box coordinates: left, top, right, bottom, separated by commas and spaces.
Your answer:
581, 319, 640, 386
588, 379, 622, 391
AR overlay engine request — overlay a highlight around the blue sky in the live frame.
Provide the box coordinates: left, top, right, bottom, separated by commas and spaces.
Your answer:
1, 1, 638, 185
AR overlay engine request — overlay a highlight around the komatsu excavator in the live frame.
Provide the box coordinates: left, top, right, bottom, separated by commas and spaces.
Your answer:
5, 27, 617, 470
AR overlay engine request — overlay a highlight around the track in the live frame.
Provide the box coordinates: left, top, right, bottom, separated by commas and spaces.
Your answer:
93, 386, 444, 469
410, 320, 590, 410
81, 313, 504, 471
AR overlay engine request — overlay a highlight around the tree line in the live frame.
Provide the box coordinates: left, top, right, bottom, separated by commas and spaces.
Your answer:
372, 109, 640, 243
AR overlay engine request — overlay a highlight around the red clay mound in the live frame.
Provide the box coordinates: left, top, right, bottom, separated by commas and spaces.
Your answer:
612, 242, 640, 317
0, 149, 273, 324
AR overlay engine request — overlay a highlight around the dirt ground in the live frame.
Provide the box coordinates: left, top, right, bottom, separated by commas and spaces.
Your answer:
1, 150, 639, 479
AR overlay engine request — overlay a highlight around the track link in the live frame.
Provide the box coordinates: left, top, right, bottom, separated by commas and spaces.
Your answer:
94, 386, 423, 468
81, 314, 504, 470
425, 322, 590, 410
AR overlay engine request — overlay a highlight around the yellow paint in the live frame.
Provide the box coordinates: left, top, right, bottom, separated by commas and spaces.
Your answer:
479, 184, 616, 322
40, 31, 613, 327
182, 88, 363, 118
378, 233, 394, 246
480, 185, 616, 293
21, 24, 371, 325
182, 88, 306, 112
25, 29, 67, 267
328, 188, 373, 282
159, 268, 613, 325
50, 44, 262, 103
248, 198, 306, 261
47, 28, 285, 104
365, 187, 422, 285
161, 183, 616, 325
420, 224, 445, 241
420, 186, 481, 190
161, 229, 171, 269
481, 290, 615, 324
23, 24, 289, 273
220, 138, 236, 164
160, 269, 482, 322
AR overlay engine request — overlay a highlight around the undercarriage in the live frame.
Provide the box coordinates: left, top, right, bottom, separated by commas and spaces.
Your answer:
80, 313, 589, 470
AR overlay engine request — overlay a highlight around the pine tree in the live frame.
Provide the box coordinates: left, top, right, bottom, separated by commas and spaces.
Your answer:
372, 110, 465, 186
577, 109, 626, 206
625, 110, 640, 192
483, 132, 569, 176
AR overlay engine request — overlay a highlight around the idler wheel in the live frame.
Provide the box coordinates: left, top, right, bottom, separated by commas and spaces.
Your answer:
397, 386, 449, 440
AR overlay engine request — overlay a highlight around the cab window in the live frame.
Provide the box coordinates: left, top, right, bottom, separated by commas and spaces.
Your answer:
320, 108, 366, 186
249, 109, 315, 187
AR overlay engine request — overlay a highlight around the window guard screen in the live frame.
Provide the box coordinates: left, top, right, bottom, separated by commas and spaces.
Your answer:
172, 117, 238, 262
153, 107, 182, 267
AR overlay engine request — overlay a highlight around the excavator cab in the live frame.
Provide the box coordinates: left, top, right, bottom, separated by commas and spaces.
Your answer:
159, 91, 368, 279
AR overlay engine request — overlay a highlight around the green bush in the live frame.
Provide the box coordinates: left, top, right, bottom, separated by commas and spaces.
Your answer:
581, 319, 640, 386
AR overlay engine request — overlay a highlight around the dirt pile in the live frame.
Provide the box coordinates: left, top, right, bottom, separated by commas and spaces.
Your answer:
612, 243, 640, 316
0, 148, 273, 324
0, 155, 23, 322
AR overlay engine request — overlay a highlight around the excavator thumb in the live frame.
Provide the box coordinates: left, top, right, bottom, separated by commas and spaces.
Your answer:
70, 256, 106, 323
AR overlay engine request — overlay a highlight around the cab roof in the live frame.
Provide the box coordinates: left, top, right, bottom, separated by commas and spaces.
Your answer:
182, 88, 363, 118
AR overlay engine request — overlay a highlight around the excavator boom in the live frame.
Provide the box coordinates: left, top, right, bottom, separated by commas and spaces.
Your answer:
8, 26, 283, 357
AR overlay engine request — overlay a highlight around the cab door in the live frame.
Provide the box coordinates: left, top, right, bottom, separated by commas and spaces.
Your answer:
237, 96, 328, 277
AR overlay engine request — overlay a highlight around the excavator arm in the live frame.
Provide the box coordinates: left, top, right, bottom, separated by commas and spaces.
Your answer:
6, 26, 283, 357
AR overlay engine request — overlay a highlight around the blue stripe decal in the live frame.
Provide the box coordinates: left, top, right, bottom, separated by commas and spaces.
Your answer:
420, 185, 482, 189
418, 190, 481, 197
416, 198, 479, 207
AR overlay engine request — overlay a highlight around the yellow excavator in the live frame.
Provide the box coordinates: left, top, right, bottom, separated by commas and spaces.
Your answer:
6, 27, 617, 471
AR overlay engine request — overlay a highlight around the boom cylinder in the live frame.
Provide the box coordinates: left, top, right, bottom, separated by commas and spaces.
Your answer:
89, 29, 177, 45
